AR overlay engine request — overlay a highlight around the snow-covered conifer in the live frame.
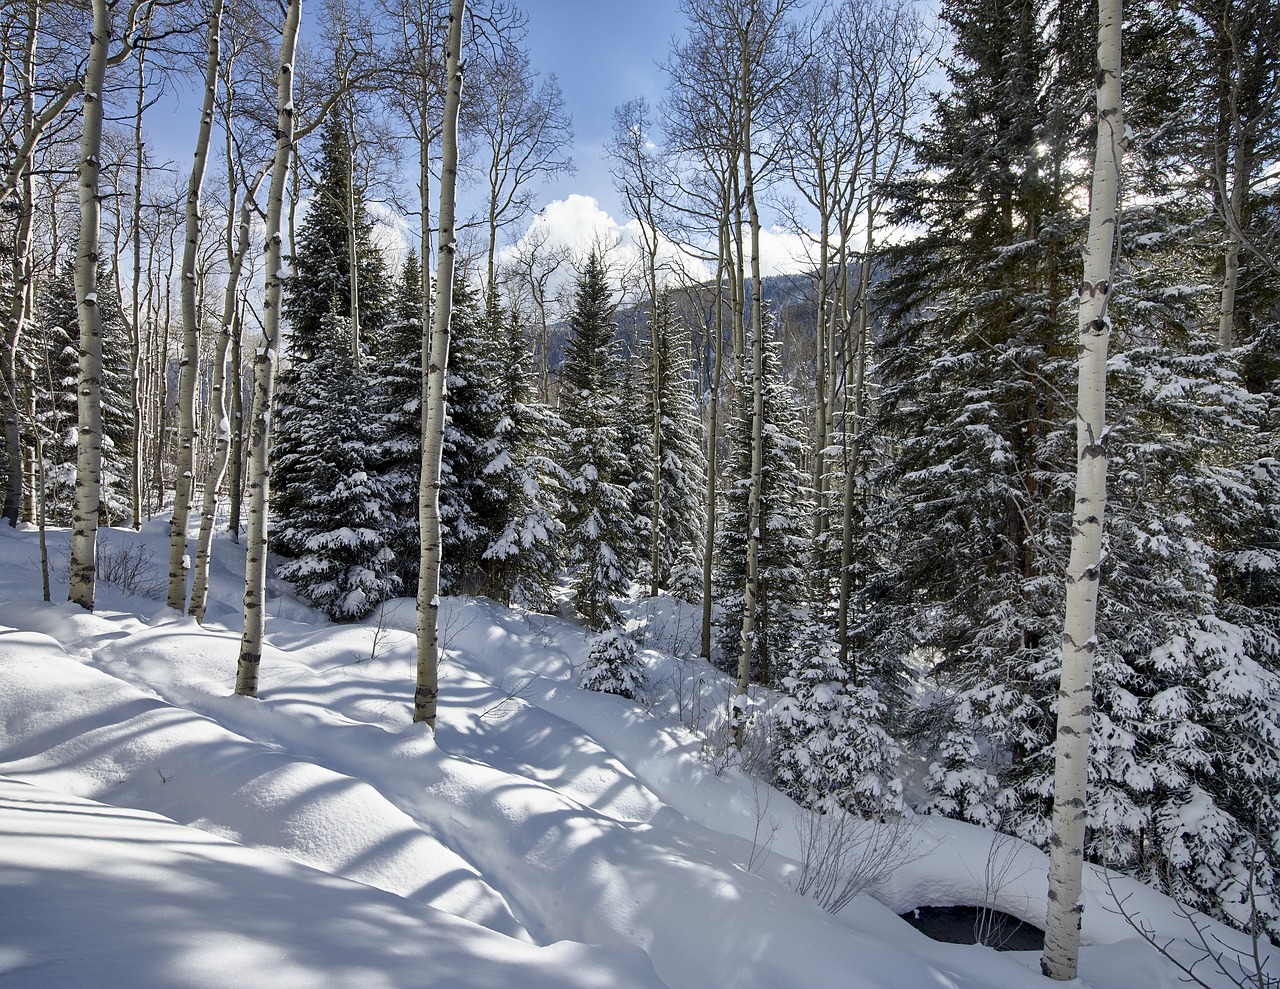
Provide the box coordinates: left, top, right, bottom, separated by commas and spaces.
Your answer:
273, 310, 398, 620
775, 626, 903, 818
559, 252, 639, 628
581, 627, 646, 701
713, 326, 811, 686
481, 309, 567, 609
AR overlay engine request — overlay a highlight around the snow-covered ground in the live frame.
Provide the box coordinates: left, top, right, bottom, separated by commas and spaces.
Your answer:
1, 519, 1274, 988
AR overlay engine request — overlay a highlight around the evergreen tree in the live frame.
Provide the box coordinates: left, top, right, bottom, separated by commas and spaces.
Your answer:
581, 627, 647, 701
615, 355, 655, 581
713, 328, 811, 687
1015, 344, 1280, 938
775, 625, 903, 818
273, 309, 399, 620
31, 259, 132, 524
439, 277, 504, 594
872, 0, 1090, 827
481, 308, 568, 610
559, 252, 638, 628
284, 115, 391, 360
370, 252, 425, 592
646, 293, 706, 592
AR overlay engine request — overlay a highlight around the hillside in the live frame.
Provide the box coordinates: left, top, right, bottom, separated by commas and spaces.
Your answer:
0, 519, 1272, 989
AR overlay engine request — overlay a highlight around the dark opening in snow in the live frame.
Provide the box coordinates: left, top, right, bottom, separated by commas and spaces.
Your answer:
899, 905, 1045, 952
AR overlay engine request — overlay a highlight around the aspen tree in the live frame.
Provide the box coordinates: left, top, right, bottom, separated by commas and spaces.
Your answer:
188, 165, 267, 622
415, 0, 466, 727
1041, 0, 1123, 976
2, 0, 150, 530
167, 0, 225, 611
236, 0, 302, 697
68, 0, 114, 611
1, 0, 39, 529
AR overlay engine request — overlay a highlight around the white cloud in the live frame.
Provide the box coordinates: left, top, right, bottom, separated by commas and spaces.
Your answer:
500, 194, 816, 298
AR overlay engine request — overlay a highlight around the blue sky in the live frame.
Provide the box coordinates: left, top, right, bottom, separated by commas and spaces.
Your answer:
519, 0, 687, 221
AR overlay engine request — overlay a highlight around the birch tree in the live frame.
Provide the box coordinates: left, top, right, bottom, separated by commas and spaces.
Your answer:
2, 0, 150, 531
472, 42, 573, 293
188, 165, 268, 622
1041, 0, 1124, 976
166, 0, 225, 611
236, 0, 302, 697
1, 0, 40, 528
68, 0, 116, 611
415, 0, 466, 727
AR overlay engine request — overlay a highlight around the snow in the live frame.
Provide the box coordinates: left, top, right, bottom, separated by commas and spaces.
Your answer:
1, 520, 1274, 989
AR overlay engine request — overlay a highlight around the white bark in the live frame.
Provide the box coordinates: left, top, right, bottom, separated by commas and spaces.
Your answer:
69, 0, 113, 612
189, 165, 268, 622
415, 0, 466, 728
236, 0, 302, 697
735, 34, 765, 742
2, 1, 38, 528
1041, 0, 1124, 978
167, 0, 225, 611
1216, 130, 1247, 350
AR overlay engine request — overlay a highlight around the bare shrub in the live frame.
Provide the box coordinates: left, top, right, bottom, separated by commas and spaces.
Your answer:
792, 810, 920, 915
700, 712, 776, 778
971, 831, 1038, 948
1104, 850, 1279, 989
96, 540, 166, 599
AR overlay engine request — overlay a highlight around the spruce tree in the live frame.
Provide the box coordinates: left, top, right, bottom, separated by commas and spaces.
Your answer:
646, 293, 706, 593
273, 309, 398, 620
370, 253, 426, 592
284, 115, 390, 360
31, 259, 132, 524
712, 328, 811, 687
559, 252, 637, 628
481, 308, 567, 610
873, 0, 1090, 827
439, 277, 504, 594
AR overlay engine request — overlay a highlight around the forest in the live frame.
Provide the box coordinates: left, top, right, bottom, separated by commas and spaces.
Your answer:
1, 0, 1277, 980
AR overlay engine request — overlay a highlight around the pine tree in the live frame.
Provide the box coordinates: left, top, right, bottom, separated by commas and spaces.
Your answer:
1018, 343, 1280, 938
581, 627, 647, 701
775, 625, 903, 818
439, 277, 504, 594
284, 115, 390, 361
713, 328, 811, 687
615, 355, 654, 581
559, 252, 638, 628
272, 309, 398, 620
370, 252, 425, 592
872, 0, 1090, 827
31, 259, 132, 524
481, 309, 567, 610
646, 293, 706, 593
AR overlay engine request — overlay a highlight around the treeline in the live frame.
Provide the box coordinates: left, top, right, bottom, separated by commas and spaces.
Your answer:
2, 0, 1278, 956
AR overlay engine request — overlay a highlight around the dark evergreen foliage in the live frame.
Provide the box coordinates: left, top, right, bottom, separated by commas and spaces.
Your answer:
283, 115, 391, 361
712, 328, 811, 687
273, 310, 399, 620
559, 252, 638, 628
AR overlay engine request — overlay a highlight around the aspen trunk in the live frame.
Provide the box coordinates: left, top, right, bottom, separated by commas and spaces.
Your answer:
1216, 137, 1247, 350
734, 50, 765, 743
1041, 0, 1123, 977
128, 38, 146, 530
415, 0, 466, 727
1, 2, 38, 528
700, 226, 728, 660
189, 166, 266, 621
69, 0, 113, 612
167, 0, 224, 611
837, 215, 873, 675
236, 0, 301, 697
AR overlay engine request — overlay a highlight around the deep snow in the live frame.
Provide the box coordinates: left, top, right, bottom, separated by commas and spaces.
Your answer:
0, 519, 1274, 988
